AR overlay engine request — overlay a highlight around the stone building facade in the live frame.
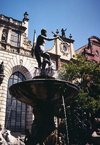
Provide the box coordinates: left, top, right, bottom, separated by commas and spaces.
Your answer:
46, 30, 75, 70
76, 36, 100, 63
0, 12, 75, 137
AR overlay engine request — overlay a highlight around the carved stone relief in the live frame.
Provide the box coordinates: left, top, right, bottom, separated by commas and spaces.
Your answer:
60, 42, 70, 56
23, 33, 32, 50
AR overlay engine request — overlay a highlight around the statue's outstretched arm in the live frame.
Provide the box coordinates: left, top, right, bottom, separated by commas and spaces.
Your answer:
41, 35, 59, 41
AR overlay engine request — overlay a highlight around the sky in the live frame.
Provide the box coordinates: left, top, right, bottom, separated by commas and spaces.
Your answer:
0, 0, 100, 51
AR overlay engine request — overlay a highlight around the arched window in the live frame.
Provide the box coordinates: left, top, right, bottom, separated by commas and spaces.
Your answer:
5, 72, 27, 133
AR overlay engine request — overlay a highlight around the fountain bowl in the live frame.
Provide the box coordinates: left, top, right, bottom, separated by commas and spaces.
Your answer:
9, 76, 78, 108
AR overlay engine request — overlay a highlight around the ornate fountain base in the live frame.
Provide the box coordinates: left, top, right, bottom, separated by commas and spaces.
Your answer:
9, 76, 78, 144
31, 101, 55, 144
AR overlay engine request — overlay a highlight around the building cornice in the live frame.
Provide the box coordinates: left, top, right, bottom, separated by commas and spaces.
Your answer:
60, 36, 75, 43
0, 43, 32, 58
0, 15, 26, 31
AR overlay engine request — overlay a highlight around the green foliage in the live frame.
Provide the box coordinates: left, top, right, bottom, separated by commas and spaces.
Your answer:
59, 54, 100, 115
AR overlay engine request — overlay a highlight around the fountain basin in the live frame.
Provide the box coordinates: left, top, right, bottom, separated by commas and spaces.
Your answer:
9, 77, 78, 108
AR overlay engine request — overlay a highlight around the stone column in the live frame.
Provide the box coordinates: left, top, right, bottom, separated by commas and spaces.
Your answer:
7, 28, 11, 44
0, 27, 3, 42
70, 43, 75, 59
0, 83, 8, 129
6, 28, 11, 50
20, 32, 23, 48
56, 57, 61, 70
0, 27, 3, 47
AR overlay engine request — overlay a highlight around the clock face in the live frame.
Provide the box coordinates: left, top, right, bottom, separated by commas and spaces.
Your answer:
60, 43, 70, 56
63, 45, 67, 52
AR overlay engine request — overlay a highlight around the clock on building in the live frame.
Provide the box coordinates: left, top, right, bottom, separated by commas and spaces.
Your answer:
63, 45, 67, 52
60, 43, 70, 56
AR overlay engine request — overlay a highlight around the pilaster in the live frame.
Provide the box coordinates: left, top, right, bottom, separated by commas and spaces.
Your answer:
20, 32, 23, 48
56, 57, 61, 70
7, 28, 11, 44
0, 27, 3, 42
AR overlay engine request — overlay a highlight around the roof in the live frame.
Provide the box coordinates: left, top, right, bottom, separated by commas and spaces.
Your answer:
75, 44, 88, 54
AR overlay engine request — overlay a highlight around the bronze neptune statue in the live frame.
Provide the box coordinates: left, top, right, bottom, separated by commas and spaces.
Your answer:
35, 29, 58, 70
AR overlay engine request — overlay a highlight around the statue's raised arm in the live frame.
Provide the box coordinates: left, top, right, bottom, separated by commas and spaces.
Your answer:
41, 34, 58, 41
